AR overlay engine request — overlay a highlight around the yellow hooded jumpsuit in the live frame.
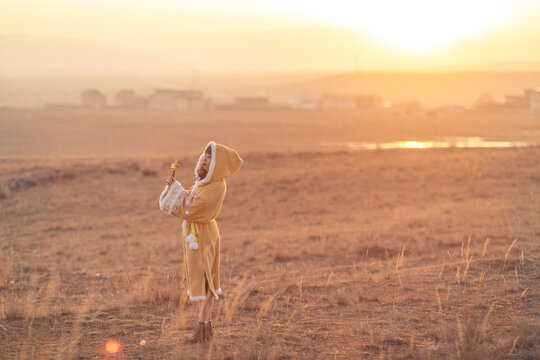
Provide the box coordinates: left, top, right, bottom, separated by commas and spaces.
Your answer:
160, 141, 243, 301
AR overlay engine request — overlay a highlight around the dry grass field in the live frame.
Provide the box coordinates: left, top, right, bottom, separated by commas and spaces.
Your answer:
1, 108, 539, 359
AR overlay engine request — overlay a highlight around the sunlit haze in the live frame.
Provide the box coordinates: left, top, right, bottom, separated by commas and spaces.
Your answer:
2, 0, 540, 72
275, 0, 518, 52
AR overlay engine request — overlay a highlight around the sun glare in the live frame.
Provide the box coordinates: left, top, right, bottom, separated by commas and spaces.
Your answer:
293, 0, 514, 52
105, 339, 121, 354
404, 141, 425, 149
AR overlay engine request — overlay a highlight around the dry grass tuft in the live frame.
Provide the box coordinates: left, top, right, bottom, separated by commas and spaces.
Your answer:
503, 239, 518, 270
334, 291, 351, 306
433, 318, 491, 359
0, 184, 8, 199
0, 250, 14, 285
455, 319, 491, 360
273, 254, 300, 263
512, 320, 540, 357
141, 169, 158, 177
224, 278, 251, 324
251, 289, 282, 341
244, 343, 278, 360
123, 271, 186, 306
1, 297, 26, 320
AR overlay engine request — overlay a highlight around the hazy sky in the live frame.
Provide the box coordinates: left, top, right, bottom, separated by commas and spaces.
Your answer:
2, 0, 540, 72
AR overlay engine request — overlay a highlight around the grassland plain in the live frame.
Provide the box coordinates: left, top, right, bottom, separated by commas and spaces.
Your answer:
0, 109, 539, 359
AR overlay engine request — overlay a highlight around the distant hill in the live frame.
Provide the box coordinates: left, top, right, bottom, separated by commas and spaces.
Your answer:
0, 34, 189, 75
454, 62, 540, 72
278, 71, 540, 107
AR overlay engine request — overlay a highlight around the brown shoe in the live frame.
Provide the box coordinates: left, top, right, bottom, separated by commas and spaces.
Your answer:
187, 321, 213, 344
186, 321, 204, 344
204, 321, 214, 340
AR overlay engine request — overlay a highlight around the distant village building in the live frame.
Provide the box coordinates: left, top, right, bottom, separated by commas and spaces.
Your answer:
504, 88, 533, 109
290, 94, 320, 110
45, 103, 87, 110
114, 89, 138, 107
291, 93, 384, 110
431, 105, 466, 115
505, 95, 529, 108
524, 88, 535, 102
500, 88, 540, 114
233, 96, 269, 109
132, 96, 149, 108
530, 89, 540, 114
469, 92, 508, 112
80, 89, 107, 108
148, 89, 211, 110
388, 101, 423, 114
474, 93, 496, 109
354, 95, 384, 109
320, 94, 357, 110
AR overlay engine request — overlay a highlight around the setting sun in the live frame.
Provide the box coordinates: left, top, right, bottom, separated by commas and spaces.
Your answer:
294, 0, 515, 52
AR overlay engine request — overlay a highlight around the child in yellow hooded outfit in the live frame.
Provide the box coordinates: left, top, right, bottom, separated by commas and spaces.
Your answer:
159, 141, 243, 343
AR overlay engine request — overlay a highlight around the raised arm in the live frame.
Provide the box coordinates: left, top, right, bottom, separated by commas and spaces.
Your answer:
159, 178, 189, 216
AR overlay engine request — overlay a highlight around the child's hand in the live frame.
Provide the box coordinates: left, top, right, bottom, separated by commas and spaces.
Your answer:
166, 175, 175, 186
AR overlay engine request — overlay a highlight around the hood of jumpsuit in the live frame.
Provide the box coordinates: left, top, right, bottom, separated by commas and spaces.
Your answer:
195, 141, 243, 186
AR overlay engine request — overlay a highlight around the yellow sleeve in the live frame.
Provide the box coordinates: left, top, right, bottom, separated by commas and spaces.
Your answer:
179, 180, 226, 222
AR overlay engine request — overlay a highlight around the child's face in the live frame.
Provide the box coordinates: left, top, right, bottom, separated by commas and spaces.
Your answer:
201, 153, 211, 172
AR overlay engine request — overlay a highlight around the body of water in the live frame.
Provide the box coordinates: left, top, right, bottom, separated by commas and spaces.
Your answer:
320, 137, 534, 151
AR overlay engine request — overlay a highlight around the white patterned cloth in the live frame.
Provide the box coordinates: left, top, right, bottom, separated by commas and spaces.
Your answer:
159, 181, 187, 216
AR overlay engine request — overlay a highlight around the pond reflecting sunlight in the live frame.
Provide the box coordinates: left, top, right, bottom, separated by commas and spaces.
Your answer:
320, 137, 534, 151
